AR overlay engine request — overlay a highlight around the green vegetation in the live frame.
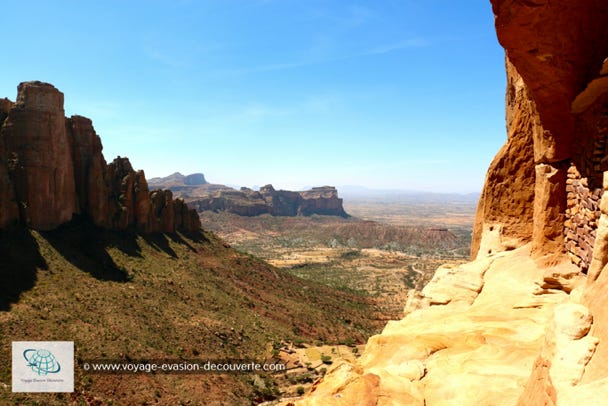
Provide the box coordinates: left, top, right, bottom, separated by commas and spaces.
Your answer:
198, 211, 472, 260
0, 219, 375, 405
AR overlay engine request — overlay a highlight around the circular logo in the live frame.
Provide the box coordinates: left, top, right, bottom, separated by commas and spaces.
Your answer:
23, 349, 61, 375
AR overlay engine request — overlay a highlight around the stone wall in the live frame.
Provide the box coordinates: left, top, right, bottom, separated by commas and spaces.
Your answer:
564, 105, 608, 271
564, 165, 602, 271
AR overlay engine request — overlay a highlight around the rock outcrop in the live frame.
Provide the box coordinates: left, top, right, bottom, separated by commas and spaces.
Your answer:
0, 81, 200, 234
148, 173, 349, 218
189, 184, 349, 218
471, 60, 536, 259
285, 1, 608, 405
1, 82, 78, 230
284, 247, 570, 406
473, 0, 608, 264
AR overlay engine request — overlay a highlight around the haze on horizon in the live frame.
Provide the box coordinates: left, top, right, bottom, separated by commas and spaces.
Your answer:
0, 1, 506, 194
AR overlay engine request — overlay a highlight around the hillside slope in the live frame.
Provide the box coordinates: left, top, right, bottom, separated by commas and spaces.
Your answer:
0, 220, 375, 405
0, 80, 377, 404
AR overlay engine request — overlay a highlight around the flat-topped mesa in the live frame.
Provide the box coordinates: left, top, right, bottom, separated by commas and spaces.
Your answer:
190, 184, 349, 217
184, 173, 207, 185
0, 81, 200, 233
298, 186, 347, 217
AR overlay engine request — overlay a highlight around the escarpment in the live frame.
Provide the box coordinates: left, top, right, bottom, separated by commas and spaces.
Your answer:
189, 184, 349, 218
148, 172, 349, 217
0, 81, 200, 233
284, 2, 608, 405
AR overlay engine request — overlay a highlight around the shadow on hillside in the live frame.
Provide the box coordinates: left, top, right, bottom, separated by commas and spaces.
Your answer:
40, 218, 139, 282
181, 229, 208, 244
142, 228, 208, 257
141, 233, 178, 257
167, 231, 203, 253
0, 228, 48, 311
0, 220, 208, 309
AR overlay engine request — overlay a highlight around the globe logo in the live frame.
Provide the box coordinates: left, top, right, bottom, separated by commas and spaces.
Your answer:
23, 349, 61, 376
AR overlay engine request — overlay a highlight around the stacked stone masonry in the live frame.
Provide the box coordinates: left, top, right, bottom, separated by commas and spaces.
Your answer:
565, 165, 602, 271
564, 110, 608, 270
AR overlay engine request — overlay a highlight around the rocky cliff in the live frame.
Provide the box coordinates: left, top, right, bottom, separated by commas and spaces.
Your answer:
0, 81, 200, 233
284, 1, 608, 405
186, 184, 349, 218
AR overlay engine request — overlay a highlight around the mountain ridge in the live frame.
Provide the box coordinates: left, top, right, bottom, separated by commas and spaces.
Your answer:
148, 173, 350, 218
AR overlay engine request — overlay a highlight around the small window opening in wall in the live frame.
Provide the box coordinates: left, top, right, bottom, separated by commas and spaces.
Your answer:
489, 226, 494, 231
488, 249, 492, 254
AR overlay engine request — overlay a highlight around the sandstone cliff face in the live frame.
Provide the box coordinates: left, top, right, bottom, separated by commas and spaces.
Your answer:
299, 186, 349, 217
68, 115, 110, 227
471, 60, 536, 258
190, 185, 349, 218
0, 82, 200, 234
287, 1, 608, 405
1, 82, 78, 230
0, 97, 19, 228
473, 0, 608, 263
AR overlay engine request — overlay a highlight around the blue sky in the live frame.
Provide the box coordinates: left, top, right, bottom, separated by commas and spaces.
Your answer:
1, 0, 506, 193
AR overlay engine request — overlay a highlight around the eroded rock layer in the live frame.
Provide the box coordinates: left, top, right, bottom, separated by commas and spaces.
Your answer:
0, 81, 200, 233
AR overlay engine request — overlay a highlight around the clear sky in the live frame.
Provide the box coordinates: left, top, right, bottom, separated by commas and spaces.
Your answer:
1, 0, 506, 193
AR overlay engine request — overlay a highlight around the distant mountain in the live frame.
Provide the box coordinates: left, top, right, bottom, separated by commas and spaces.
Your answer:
148, 173, 350, 218
148, 172, 208, 187
189, 184, 349, 217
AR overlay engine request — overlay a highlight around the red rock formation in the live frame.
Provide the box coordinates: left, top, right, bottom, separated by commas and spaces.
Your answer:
68, 115, 111, 227
106, 157, 137, 230
299, 186, 348, 217
133, 170, 153, 232
0, 98, 12, 120
474, 1, 608, 262
150, 189, 175, 233
1, 82, 78, 230
492, 0, 608, 163
484, 0, 608, 402
0, 98, 18, 228
471, 60, 536, 258
173, 197, 202, 231
0, 81, 200, 234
